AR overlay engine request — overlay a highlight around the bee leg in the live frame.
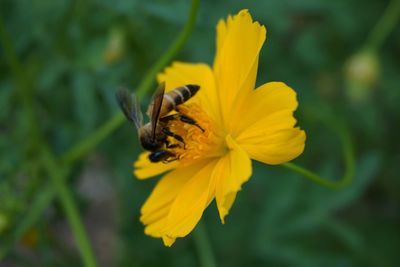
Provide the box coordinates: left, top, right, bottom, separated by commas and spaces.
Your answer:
174, 108, 204, 132
165, 139, 180, 149
161, 113, 204, 132
163, 155, 179, 163
161, 127, 186, 149
160, 114, 180, 123
179, 115, 205, 132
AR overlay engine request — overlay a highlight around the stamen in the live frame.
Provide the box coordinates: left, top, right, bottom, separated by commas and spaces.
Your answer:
165, 104, 218, 165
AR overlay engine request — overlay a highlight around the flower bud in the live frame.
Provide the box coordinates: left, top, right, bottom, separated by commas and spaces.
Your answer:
103, 28, 126, 65
0, 212, 9, 233
344, 50, 380, 103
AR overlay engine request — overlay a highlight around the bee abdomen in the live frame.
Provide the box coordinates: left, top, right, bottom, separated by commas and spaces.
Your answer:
171, 84, 200, 106
180, 84, 200, 100
165, 84, 200, 106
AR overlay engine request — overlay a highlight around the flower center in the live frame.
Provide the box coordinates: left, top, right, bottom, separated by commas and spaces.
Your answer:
166, 104, 218, 165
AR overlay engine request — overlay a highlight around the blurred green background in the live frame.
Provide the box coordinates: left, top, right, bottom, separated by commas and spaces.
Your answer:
1, 0, 399, 266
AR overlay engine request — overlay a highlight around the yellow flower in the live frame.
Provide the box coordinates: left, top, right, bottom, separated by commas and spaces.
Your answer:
133, 9, 306, 246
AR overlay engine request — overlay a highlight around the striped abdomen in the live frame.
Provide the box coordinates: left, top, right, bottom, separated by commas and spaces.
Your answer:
160, 84, 200, 116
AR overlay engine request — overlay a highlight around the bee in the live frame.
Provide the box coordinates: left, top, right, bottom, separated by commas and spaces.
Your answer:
116, 82, 204, 163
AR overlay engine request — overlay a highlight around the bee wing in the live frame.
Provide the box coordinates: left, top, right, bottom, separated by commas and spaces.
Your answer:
116, 88, 143, 129
149, 82, 165, 141
133, 94, 143, 127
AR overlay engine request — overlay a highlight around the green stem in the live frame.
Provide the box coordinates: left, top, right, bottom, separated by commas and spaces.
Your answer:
60, 0, 200, 166
0, 19, 26, 88
0, 180, 61, 261
365, 0, 400, 51
0, 16, 97, 267
281, 123, 355, 189
2, 156, 97, 267
193, 221, 217, 267
0, 17, 51, 253
0, 0, 200, 261
0, 17, 39, 147
61, 113, 125, 165
42, 149, 97, 267
312, 1, 400, 187
135, 0, 200, 97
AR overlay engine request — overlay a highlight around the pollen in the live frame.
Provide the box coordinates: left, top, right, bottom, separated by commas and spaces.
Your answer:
166, 104, 218, 165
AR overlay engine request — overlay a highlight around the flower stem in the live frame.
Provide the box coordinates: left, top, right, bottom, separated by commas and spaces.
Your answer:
0, 182, 55, 261
0, 18, 40, 148
135, 0, 200, 98
281, 122, 355, 189
0, 17, 97, 267
42, 149, 97, 267
365, 0, 400, 51
61, 113, 125, 165
193, 221, 217, 267
0, 0, 200, 262
60, 0, 200, 166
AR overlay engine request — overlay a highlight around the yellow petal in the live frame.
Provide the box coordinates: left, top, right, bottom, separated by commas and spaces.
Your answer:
140, 160, 210, 246
232, 82, 299, 136
161, 159, 218, 244
157, 62, 220, 126
214, 135, 252, 223
238, 128, 306, 165
141, 159, 220, 247
213, 9, 266, 130
162, 235, 176, 247
133, 152, 178, 180
234, 81, 306, 164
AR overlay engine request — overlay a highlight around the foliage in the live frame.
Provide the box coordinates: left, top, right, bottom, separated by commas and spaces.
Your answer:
0, 0, 399, 266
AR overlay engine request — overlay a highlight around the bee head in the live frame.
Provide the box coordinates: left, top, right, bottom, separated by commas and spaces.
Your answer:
139, 127, 162, 151
141, 137, 162, 151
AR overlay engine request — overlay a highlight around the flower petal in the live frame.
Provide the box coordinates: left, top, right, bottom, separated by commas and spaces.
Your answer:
157, 62, 220, 125
133, 152, 179, 179
214, 135, 252, 223
232, 82, 299, 136
140, 160, 216, 246
234, 81, 305, 164
162, 159, 218, 245
140, 160, 211, 246
238, 128, 306, 165
213, 9, 266, 129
